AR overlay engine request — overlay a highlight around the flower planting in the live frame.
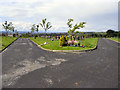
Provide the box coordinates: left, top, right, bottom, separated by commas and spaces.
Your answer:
59, 36, 66, 47
59, 36, 85, 47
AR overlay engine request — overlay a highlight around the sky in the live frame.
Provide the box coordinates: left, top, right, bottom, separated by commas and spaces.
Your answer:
0, 0, 119, 33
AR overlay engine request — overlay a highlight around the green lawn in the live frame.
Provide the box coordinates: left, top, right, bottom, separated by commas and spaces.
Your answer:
30, 37, 98, 50
107, 37, 120, 43
0, 36, 17, 50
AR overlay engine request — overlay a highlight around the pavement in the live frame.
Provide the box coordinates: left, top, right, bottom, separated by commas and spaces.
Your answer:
2, 38, 119, 88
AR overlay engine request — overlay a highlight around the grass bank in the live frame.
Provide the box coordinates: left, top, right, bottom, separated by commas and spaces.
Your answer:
0, 36, 17, 50
107, 37, 120, 43
30, 37, 98, 50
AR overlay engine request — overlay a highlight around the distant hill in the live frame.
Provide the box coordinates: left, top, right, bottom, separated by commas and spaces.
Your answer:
0, 31, 30, 34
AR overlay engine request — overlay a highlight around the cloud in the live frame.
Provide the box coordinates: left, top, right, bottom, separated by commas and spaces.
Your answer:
0, 21, 33, 31
0, 0, 118, 32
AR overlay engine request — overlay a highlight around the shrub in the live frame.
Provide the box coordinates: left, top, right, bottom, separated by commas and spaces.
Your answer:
13, 34, 16, 37
66, 35, 69, 41
78, 42, 80, 46
59, 35, 65, 46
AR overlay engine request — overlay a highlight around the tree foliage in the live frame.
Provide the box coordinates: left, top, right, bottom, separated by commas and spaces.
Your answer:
31, 24, 40, 37
2, 21, 15, 35
40, 18, 52, 33
59, 35, 65, 46
31, 24, 36, 34
67, 19, 86, 40
74, 31, 84, 36
35, 25, 39, 32
106, 29, 115, 37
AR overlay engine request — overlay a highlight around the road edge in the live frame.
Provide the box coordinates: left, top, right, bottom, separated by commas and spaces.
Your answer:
0, 38, 18, 53
29, 38, 99, 53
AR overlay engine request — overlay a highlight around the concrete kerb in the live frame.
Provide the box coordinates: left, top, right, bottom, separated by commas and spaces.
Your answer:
29, 38, 99, 53
0, 38, 18, 53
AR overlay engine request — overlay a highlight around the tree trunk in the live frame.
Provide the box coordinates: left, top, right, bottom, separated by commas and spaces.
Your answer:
45, 31, 47, 42
5, 30, 8, 40
37, 32, 39, 38
33, 33, 36, 39
70, 36, 72, 40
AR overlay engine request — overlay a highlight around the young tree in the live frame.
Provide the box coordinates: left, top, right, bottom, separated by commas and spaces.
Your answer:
2, 21, 15, 39
2, 21, 11, 37
40, 18, 52, 40
9, 22, 15, 33
67, 19, 86, 40
35, 24, 39, 37
15, 30, 19, 37
31, 24, 36, 39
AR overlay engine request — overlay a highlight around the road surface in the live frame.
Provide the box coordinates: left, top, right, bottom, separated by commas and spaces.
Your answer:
2, 38, 119, 88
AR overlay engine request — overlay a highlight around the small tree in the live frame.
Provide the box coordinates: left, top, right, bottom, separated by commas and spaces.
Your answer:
2, 21, 11, 37
35, 24, 39, 37
31, 24, 36, 39
15, 30, 19, 37
9, 22, 15, 33
2, 21, 15, 39
40, 18, 52, 41
67, 19, 86, 40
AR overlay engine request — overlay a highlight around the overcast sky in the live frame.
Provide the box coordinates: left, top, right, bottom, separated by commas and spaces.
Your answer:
0, 0, 119, 32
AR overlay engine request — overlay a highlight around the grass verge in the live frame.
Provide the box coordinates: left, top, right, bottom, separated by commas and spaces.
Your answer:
30, 37, 98, 50
107, 37, 120, 43
0, 36, 17, 50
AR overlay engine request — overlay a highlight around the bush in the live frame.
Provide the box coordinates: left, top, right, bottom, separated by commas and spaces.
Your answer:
66, 35, 69, 41
59, 35, 65, 46
13, 34, 16, 37
78, 42, 80, 46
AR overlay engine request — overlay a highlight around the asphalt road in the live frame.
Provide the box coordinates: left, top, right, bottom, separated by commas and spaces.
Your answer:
2, 38, 119, 88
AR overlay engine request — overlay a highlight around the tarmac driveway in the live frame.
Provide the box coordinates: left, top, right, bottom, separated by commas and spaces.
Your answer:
2, 38, 119, 88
